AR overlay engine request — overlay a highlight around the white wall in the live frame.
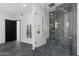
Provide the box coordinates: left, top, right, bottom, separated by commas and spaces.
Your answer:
77, 3, 79, 55
0, 12, 15, 44
21, 11, 34, 44
17, 21, 21, 42
33, 4, 49, 47
15, 10, 33, 44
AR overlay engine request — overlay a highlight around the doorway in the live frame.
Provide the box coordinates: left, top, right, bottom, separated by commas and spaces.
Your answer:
5, 20, 17, 42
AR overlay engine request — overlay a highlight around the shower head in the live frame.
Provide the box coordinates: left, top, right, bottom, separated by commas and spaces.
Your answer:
48, 3, 55, 7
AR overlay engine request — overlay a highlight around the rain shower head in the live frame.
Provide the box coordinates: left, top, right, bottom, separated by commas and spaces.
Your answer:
48, 3, 55, 7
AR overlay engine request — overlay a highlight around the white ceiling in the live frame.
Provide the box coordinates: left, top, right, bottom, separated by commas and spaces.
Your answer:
0, 3, 63, 15
0, 3, 33, 15
34, 3, 63, 12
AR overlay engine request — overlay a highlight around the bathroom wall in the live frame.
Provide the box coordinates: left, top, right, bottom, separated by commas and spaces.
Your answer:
55, 8, 65, 46
33, 4, 49, 47
14, 8, 34, 45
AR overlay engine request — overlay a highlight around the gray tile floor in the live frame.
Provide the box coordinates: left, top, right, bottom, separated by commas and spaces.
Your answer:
0, 41, 33, 56
0, 40, 71, 56
34, 39, 71, 56
34, 44, 71, 56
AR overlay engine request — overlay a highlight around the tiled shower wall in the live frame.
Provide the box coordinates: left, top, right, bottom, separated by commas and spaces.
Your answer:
57, 3, 77, 55
49, 3, 77, 55
55, 7, 65, 47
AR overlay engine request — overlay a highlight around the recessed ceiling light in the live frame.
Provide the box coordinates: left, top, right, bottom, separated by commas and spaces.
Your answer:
23, 4, 26, 7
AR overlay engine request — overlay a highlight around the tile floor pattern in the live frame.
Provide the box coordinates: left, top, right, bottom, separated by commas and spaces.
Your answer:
34, 39, 71, 56
0, 40, 71, 56
0, 41, 33, 56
